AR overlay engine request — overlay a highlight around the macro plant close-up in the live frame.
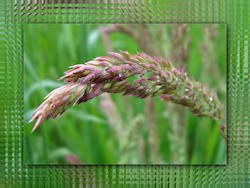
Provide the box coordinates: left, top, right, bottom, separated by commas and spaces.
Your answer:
24, 24, 226, 165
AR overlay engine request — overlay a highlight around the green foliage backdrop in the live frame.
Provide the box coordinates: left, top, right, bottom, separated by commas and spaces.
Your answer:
24, 24, 226, 165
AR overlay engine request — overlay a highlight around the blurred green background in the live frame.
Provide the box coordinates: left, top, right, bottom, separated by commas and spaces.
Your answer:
24, 24, 226, 165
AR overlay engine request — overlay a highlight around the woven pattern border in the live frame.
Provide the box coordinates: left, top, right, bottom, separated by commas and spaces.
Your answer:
0, 0, 249, 186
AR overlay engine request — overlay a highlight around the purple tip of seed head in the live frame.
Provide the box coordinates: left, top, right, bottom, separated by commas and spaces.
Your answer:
64, 69, 74, 74
139, 63, 149, 68
140, 70, 147, 77
154, 56, 159, 62
151, 59, 159, 66
125, 61, 134, 65
159, 95, 173, 101
139, 94, 147, 99
173, 83, 179, 86
147, 76, 157, 81
148, 56, 157, 63
137, 78, 146, 85
83, 67, 95, 72
143, 53, 152, 60
134, 55, 142, 59
81, 74, 93, 84
30, 116, 44, 133
135, 79, 140, 84
165, 58, 170, 64
178, 96, 184, 101
137, 52, 143, 57
140, 94, 148, 99
98, 61, 109, 66
122, 90, 131, 96
160, 57, 165, 62
141, 85, 148, 90
130, 57, 139, 62
108, 52, 126, 62
58, 75, 67, 80
52, 112, 58, 119
66, 70, 79, 76
135, 86, 143, 91
121, 64, 131, 70
149, 64, 157, 69
169, 96, 175, 100
192, 109, 200, 114
118, 82, 129, 88
69, 64, 83, 69
172, 68, 178, 75
111, 75, 123, 82
188, 92, 193, 97
152, 82, 160, 87
131, 65, 138, 69
203, 93, 209, 98
137, 90, 147, 97
94, 56, 111, 61
134, 90, 142, 96
127, 85, 136, 90
158, 70, 162, 76
151, 72, 158, 76
119, 50, 128, 55
64, 78, 73, 83
108, 66, 121, 73
161, 74, 167, 80
161, 58, 168, 65
91, 69, 102, 77
132, 68, 143, 75
178, 67, 184, 73
89, 90, 102, 99
193, 97, 197, 102
220, 124, 226, 129
166, 71, 170, 77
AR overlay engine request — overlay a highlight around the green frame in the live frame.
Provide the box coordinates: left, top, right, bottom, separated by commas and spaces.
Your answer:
0, 0, 248, 186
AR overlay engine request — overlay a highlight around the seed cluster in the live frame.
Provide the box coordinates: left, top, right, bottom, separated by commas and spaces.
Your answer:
29, 51, 225, 134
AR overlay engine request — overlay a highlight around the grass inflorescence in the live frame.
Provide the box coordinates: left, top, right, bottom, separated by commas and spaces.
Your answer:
29, 51, 226, 138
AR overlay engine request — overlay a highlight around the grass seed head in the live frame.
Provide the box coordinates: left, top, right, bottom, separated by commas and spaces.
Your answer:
29, 51, 225, 135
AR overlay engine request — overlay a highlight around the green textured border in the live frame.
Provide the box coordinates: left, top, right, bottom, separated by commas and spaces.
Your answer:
0, 0, 249, 186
